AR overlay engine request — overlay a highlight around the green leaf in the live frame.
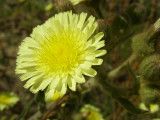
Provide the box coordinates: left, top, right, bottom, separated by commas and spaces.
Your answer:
17, 98, 35, 120
99, 79, 147, 114
113, 96, 148, 114
99, 79, 133, 97
128, 63, 139, 93
128, 63, 138, 82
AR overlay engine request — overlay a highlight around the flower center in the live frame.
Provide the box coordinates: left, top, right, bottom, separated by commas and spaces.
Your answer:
35, 29, 87, 75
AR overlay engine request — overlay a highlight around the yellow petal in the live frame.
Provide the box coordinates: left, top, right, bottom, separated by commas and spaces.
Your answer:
24, 73, 43, 89
20, 71, 38, 81
82, 68, 97, 77
95, 50, 107, 57
77, 12, 87, 29
90, 58, 103, 65
95, 41, 105, 50
68, 76, 76, 91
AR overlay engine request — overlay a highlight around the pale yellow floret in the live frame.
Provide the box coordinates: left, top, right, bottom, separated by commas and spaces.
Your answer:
87, 110, 103, 120
81, 104, 104, 120
0, 92, 19, 111
16, 11, 106, 99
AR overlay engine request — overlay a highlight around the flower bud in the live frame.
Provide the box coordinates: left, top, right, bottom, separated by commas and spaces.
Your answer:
126, 4, 147, 24
139, 54, 160, 84
81, 104, 104, 120
131, 29, 155, 56
54, 0, 73, 12
139, 83, 160, 105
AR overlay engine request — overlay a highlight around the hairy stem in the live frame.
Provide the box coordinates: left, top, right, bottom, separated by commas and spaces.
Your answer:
107, 52, 137, 79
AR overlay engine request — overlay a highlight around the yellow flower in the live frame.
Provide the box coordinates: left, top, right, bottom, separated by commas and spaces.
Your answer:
0, 92, 19, 111
81, 104, 104, 120
139, 103, 159, 113
70, 0, 86, 5
16, 11, 106, 99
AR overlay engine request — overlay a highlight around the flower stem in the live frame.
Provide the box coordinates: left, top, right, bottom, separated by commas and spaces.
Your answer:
107, 52, 137, 79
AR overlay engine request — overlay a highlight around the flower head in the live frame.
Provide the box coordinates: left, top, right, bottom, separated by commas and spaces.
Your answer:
81, 104, 104, 120
0, 92, 19, 111
16, 11, 106, 99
